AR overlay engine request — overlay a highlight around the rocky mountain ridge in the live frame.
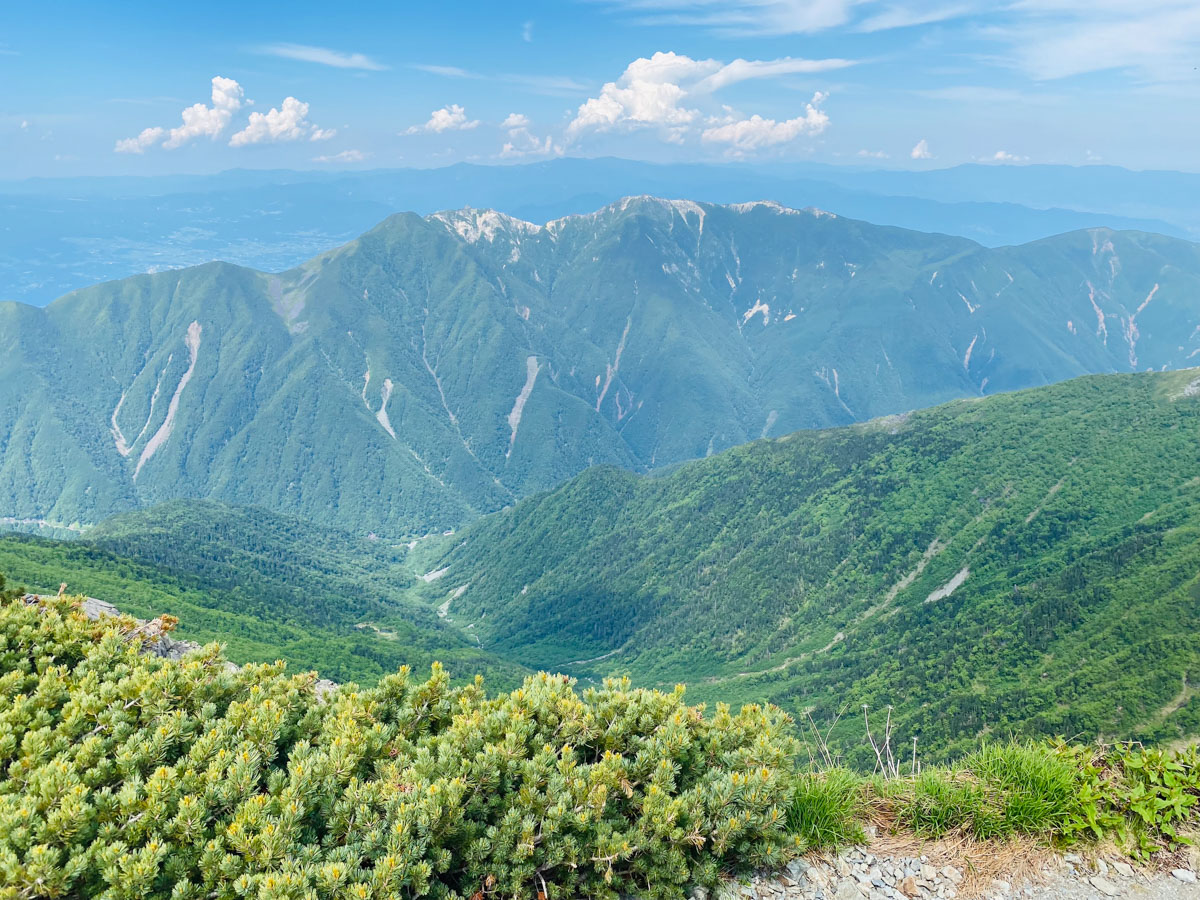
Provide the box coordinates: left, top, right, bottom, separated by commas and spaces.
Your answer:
3, 197, 1200, 533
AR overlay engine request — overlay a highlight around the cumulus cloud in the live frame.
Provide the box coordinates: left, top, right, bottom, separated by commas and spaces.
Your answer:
987, 150, 1028, 162
404, 104, 480, 134
164, 76, 244, 149
313, 149, 369, 163
115, 76, 244, 152
566, 51, 848, 150
501, 135, 556, 158
701, 93, 829, 154
256, 43, 387, 70
856, 149, 890, 158
116, 77, 332, 152
911, 138, 933, 159
114, 126, 166, 154
229, 97, 333, 146
499, 113, 558, 158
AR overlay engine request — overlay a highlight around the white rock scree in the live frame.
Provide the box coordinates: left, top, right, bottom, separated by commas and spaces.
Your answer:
704, 844, 1199, 900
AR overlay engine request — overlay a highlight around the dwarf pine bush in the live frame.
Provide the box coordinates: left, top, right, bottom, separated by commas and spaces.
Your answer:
0, 594, 800, 900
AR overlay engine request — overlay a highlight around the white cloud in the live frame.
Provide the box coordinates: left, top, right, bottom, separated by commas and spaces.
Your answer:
164, 76, 245, 149
115, 76, 244, 153
313, 149, 369, 163
20, 119, 29, 130
856, 148, 890, 158
856, 3, 972, 32
993, 0, 1200, 80
598, 0, 859, 35
566, 51, 848, 148
229, 96, 332, 146
911, 138, 933, 159
501, 135, 557, 158
695, 55, 854, 91
256, 43, 387, 70
114, 126, 166, 154
412, 64, 475, 78
500, 114, 559, 158
522, 20, 534, 42
986, 149, 1028, 162
701, 92, 829, 154
404, 104, 480, 134
596, 0, 975, 35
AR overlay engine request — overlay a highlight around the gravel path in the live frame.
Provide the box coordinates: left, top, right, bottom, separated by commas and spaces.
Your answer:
724, 843, 1200, 900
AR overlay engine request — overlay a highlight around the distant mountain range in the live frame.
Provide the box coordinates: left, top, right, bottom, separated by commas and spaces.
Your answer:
5, 158, 1200, 306
3, 196, 1200, 534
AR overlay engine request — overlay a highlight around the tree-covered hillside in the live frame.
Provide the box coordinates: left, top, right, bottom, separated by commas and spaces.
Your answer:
425, 370, 1200, 762
0, 501, 525, 687
3, 199, 1200, 535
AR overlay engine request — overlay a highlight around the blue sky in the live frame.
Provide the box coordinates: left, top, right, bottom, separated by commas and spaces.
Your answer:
4, 0, 1199, 177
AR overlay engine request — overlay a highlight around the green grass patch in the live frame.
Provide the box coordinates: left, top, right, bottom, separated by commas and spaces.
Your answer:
787, 768, 866, 850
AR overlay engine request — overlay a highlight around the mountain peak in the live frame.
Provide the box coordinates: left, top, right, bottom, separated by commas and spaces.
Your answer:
426, 198, 842, 246
429, 208, 544, 243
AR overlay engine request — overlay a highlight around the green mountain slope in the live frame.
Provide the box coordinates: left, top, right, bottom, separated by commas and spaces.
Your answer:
425, 369, 1200, 761
0, 500, 526, 687
4, 198, 1200, 534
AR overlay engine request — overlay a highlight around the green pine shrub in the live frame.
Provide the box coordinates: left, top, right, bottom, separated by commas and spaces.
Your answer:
0, 594, 800, 900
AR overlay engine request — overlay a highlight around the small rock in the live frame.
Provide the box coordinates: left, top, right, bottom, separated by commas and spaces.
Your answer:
941, 866, 963, 885
920, 865, 937, 882
1063, 853, 1083, 865
1096, 859, 1108, 877
788, 861, 810, 880
1112, 861, 1134, 878
897, 876, 919, 898
1172, 869, 1197, 884
1089, 875, 1119, 897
